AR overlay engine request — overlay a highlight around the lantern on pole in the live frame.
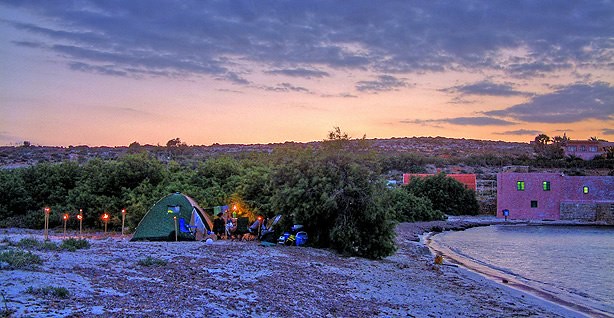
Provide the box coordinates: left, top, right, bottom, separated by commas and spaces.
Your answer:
121, 208, 127, 236
232, 204, 238, 218
102, 213, 109, 233
43, 207, 51, 241
63, 213, 69, 238
77, 209, 83, 238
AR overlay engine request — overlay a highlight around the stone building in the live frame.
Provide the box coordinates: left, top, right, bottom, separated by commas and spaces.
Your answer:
403, 173, 477, 191
563, 140, 614, 160
497, 172, 613, 223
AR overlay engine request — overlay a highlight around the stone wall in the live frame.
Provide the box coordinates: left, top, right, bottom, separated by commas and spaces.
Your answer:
596, 203, 614, 224
560, 202, 597, 221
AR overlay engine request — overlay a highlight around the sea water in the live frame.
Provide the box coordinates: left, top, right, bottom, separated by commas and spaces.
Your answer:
430, 225, 614, 316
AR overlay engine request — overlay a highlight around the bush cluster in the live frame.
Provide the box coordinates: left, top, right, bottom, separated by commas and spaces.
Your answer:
137, 256, 168, 267
0, 250, 43, 270
26, 286, 70, 299
12, 237, 58, 251
60, 238, 90, 252
404, 173, 480, 216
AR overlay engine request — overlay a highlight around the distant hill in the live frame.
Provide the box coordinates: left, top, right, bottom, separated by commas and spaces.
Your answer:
0, 137, 532, 169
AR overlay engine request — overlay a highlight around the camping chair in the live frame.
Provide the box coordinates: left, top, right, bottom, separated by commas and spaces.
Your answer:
259, 215, 282, 243
233, 217, 250, 241
178, 218, 195, 240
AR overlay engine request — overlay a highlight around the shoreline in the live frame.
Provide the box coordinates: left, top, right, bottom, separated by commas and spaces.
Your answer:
424, 221, 612, 318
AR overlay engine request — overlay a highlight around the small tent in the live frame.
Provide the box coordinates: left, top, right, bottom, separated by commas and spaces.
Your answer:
131, 192, 214, 241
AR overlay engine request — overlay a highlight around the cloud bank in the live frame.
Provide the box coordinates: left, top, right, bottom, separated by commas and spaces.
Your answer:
485, 82, 614, 123
1, 0, 611, 85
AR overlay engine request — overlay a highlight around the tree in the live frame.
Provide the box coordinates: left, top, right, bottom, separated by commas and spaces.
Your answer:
166, 138, 185, 148
534, 134, 550, 145
236, 163, 273, 216
127, 141, 142, 153
405, 173, 479, 216
166, 138, 189, 159
533, 134, 564, 160
270, 130, 397, 259
327, 126, 349, 141
589, 136, 608, 142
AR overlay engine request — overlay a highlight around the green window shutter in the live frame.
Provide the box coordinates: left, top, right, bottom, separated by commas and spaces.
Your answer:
517, 181, 525, 191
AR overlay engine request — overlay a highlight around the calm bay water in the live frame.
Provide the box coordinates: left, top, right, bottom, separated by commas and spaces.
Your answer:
430, 225, 614, 316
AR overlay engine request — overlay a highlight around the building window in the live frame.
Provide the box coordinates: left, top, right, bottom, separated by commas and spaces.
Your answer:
589, 146, 598, 152
531, 200, 538, 208
580, 146, 586, 151
583, 186, 589, 194
517, 181, 525, 191
543, 181, 551, 191
568, 146, 577, 152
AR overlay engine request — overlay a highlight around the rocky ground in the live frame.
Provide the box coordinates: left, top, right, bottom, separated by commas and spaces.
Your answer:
0, 218, 582, 317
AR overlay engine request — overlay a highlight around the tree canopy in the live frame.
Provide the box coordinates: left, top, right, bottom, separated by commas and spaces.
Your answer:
0, 129, 486, 259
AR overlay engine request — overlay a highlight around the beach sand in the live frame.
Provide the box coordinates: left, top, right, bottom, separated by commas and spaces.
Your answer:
0, 220, 582, 317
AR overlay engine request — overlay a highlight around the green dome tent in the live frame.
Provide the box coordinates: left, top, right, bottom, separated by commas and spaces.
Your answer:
131, 192, 213, 241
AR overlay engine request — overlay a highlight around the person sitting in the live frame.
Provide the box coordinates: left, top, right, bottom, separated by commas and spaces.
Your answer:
213, 212, 225, 240
226, 218, 237, 240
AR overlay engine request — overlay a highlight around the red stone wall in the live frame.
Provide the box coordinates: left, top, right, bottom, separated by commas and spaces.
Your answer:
403, 173, 477, 191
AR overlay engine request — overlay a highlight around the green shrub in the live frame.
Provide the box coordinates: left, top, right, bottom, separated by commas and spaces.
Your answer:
26, 286, 70, 299
329, 188, 398, 259
0, 250, 43, 270
13, 238, 59, 251
270, 139, 397, 259
16, 238, 41, 249
386, 188, 445, 222
41, 241, 60, 251
137, 256, 167, 267
405, 173, 479, 216
60, 238, 90, 252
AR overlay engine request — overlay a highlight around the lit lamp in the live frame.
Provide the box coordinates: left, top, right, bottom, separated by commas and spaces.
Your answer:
121, 208, 127, 236
63, 213, 69, 238
232, 204, 238, 218
102, 213, 109, 233
43, 207, 51, 241
77, 209, 83, 238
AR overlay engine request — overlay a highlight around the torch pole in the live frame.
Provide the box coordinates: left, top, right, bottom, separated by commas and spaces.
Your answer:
121, 209, 126, 236
44, 207, 50, 241
174, 216, 178, 242
78, 209, 83, 238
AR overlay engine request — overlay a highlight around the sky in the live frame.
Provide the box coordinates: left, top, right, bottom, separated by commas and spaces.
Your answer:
0, 0, 613, 146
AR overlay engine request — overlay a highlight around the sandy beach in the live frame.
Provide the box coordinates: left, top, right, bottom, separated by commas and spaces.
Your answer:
0, 220, 584, 317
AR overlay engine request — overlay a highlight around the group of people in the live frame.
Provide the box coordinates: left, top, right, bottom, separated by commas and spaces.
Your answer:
212, 212, 266, 240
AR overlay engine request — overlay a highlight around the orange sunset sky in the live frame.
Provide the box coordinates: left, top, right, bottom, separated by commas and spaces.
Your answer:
1, 1, 612, 146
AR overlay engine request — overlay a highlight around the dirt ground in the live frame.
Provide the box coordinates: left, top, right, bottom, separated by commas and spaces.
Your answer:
0, 219, 581, 317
